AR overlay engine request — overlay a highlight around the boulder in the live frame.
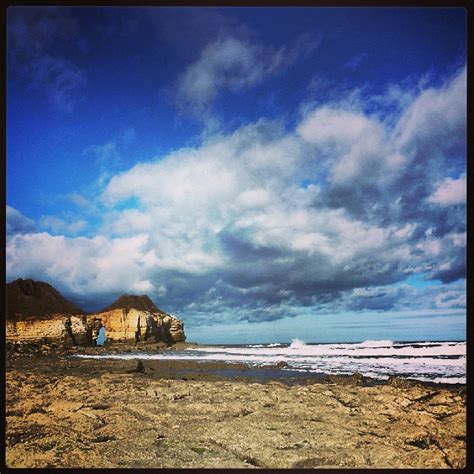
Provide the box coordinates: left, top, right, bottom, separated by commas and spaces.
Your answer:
386, 376, 421, 389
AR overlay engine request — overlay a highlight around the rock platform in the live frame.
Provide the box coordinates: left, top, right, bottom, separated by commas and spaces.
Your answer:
5, 347, 466, 469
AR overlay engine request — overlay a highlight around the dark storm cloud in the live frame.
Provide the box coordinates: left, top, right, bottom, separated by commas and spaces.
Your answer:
430, 256, 466, 284
345, 286, 410, 312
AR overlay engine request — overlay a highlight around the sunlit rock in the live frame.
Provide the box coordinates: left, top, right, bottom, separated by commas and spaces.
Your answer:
6, 279, 186, 345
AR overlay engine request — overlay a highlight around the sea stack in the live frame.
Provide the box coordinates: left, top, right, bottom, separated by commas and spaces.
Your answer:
89, 295, 186, 344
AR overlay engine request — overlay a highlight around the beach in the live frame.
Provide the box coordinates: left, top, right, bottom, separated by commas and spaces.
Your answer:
5, 343, 466, 469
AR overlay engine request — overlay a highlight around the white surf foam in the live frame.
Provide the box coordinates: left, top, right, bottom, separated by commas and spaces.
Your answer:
289, 338, 307, 349
75, 340, 466, 384
357, 339, 394, 347
184, 341, 465, 358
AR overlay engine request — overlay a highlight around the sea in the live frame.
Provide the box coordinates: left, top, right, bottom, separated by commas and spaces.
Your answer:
76, 339, 466, 385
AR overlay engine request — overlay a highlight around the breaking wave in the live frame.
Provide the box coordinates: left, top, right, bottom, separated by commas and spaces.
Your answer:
289, 339, 307, 349
76, 339, 466, 384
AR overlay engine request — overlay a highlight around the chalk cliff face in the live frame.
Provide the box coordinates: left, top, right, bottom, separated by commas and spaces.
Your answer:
7, 315, 89, 346
6, 279, 186, 345
90, 295, 186, 344
6, 279, 87, 345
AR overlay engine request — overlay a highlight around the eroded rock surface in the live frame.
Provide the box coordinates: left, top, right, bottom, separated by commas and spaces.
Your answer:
6, 279, 186, 345
90, 295, 185, 343
5, 354, 466, 469
7, 315, 89, 346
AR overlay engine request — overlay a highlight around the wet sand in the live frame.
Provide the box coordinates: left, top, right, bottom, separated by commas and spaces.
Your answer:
5, 343, 467, 468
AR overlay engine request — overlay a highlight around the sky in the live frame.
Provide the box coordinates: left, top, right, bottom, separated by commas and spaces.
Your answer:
6, 7, 467, 343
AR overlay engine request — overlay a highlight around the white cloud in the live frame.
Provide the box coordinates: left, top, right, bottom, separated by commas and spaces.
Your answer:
178, 37, 264, 105
435, 290, 466, 309
98, 115, 423, 299
416, 238, 442, 258
297, 107, 379, 146
175, 35, 318, 117
393, 223, 416, 240
101, 208, 153, 236
6, 232, 158, 296
394, 65, 466, 154
296, 67, 466, 197
448, 232, 466, 247
6, 205, 35, 237
237, 189, 271, 209
297, 106, 407, 187
39, 215, 87, 235
35, 55, 86, 113
6, 63, 466, 317
67, 192, 90, 208
83, 141, 116, 162
428, 175, 466, 206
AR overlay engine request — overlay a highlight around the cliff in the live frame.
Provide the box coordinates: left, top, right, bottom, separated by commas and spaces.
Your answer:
90, 295, 186, 344
6, 279, 87, 345
101, 294, 159, 313
6, 278, 84, 321
7, 316, 89, 346
6, 279, 186, 346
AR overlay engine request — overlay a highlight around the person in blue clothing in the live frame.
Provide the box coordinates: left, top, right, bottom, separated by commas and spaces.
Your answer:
96, 323, 106, 346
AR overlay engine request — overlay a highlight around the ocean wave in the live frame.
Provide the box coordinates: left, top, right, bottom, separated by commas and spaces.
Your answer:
185, 341, 465, 358
357, 340, 394, 347
248, 343, 283, 348
75, 340, 466, 384
289, 339, 307, 349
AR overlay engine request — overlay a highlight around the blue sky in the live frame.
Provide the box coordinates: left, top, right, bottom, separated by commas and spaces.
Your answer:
6, 7, 466, 343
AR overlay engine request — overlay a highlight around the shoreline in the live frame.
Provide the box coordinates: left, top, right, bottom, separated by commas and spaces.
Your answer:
6, 345, 467, 468
7, 340, 466, 391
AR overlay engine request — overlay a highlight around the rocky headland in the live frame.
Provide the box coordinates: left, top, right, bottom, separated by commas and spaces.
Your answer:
6, 278, 186, 346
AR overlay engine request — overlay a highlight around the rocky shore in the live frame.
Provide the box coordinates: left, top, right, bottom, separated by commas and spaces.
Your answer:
6, 279, 186, 347
5, 344, 466, 469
